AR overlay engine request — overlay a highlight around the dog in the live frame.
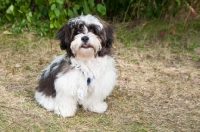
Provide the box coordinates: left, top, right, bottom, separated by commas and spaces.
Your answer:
35, 14, 117, 117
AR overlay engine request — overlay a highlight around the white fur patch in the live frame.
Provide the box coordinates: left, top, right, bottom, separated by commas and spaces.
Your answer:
68, 14, 103, 30
70, 33, 102, 59
34, 91, 54, 111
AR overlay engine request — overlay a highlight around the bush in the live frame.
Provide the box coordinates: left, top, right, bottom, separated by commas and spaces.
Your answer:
0, 0, 198, 37
1, 0, 106, 36
105, 0, 195, 21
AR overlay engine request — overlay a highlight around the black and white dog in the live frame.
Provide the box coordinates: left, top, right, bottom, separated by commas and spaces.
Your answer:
35, 14, 117, 117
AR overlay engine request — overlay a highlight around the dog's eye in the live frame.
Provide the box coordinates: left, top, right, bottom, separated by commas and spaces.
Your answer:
75, 30, 81, 35
89, 29, 95, 34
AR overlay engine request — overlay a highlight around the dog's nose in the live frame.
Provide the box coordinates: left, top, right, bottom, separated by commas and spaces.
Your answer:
81, 36, 89, 43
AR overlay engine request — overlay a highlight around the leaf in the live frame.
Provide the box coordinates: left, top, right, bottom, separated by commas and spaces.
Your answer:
176, 0, 181, 6
6, 14, 12, 21
20, 19, 26, 26
25, 66, 31, 70
73, 7, 78, 16
49, 10, 55, 20
3, 30, 12, 35
12, 27, 20, 33
64, 9, 67, 15
51, 4, 56, 10
97, 4, 106, 15
20, 5, 28, 13
54, 8, 60, 17
38, 5, 45, 12
74, 4, 80, 10
50, 23, 54, 28
192, 57, 199, 61
15, 63, 21, 68
48, 0, 54, 4
6, 4, 14, 15
83, 0, 90, 14
26, 12, 32, 22
88, 0, 95, 7
68, 9, 74, 17
55, 0, 63, 4
54, 20, 60, 28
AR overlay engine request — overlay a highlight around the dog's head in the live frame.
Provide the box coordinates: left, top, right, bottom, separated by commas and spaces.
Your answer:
56, 14, 113, 59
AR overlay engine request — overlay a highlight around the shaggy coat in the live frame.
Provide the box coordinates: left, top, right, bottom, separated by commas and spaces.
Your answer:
35, 14, 117, 117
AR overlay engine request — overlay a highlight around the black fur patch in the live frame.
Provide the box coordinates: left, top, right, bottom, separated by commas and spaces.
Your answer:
36, 56, 72, 97
56, 24, 75, 57
98, 23, 113, 56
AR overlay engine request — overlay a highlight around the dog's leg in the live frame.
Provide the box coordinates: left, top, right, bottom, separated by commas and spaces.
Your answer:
82, 95, 108, 113
88, 101, 108, 113
83, 69, 116, 113
53, 71, 84, 117
54, 94, 77, 117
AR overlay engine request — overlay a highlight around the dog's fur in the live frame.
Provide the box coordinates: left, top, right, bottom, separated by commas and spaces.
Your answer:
35, 14, 117, 117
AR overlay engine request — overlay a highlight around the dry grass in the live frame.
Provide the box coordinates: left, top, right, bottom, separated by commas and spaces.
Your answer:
0, 26, 200, 131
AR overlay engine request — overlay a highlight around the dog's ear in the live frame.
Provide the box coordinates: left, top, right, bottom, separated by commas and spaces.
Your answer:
97, 20, 114, 56
56, 23, 74, 57
56, 23, 69, 50
104, 23, 114, 48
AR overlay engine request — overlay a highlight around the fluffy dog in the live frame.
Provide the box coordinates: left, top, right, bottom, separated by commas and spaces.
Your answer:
35, 14, 117, 117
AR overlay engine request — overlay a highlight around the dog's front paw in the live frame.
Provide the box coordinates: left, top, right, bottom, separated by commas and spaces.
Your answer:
88, 102, 108, 113
54, 105, 76, 117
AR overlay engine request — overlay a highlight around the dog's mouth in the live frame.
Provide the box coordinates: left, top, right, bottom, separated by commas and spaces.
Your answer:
81, 43, 93, 49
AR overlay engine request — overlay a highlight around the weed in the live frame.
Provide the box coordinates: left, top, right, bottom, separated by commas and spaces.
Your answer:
186, 43, 198, 52
25, 66, 31, 71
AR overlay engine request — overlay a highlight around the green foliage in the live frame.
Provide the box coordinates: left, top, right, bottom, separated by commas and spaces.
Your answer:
0, 0, 198, 37
0, 0, 106, 37
186, 43, 198, 52
105, 0, 190, 21
116, 18, 200, 52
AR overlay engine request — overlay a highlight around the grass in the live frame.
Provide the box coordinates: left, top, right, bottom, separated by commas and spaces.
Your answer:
115, 19, 200, 51
0, 19, 200, 131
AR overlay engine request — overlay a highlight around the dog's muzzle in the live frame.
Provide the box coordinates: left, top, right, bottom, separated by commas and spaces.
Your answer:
81, 36, 89, 43
81, 36, 92, 49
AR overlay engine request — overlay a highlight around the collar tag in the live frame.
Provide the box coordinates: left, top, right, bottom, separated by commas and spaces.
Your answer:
77, 88, 84, 100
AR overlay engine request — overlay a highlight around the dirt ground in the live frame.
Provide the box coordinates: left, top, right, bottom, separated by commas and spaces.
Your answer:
0, 32, 200, 131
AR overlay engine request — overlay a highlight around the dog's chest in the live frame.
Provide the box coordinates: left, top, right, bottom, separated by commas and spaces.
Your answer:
71, 58, 105, 81
70, 58, 107, 100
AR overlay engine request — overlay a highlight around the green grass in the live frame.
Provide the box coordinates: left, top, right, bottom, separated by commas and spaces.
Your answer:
0, 19, 200, 131
115, 18, 200, 52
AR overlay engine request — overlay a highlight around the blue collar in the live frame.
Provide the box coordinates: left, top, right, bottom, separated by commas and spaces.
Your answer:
80, 70, 94, 85
87, 78, 91, 85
